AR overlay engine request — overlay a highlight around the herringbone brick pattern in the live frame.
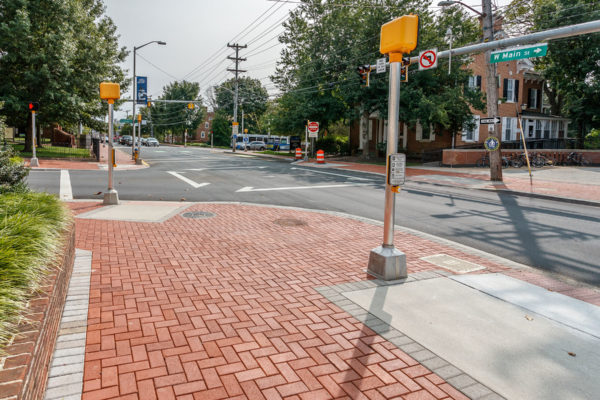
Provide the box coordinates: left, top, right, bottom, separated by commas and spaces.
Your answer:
72, 203, 594, 399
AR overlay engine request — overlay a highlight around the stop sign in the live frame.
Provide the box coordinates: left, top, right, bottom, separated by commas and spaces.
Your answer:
308, 121, 319, 133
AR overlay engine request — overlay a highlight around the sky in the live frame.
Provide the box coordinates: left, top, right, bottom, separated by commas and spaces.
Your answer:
104, 0, 513, 119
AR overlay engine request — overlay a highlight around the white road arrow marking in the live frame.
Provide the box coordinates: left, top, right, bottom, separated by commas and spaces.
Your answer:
59, 170, 73, 201
236, 183, 368, 192
186, 166, 267, 171
290, 167, 370, 181
167, 171, 210, 188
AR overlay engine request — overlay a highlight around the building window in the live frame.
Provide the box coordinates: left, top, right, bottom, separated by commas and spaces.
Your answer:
535, 120, 542, 138
205, 122, 209, 129
502, 117, 517, 141
462, 115, 480, 142
529, 88, 538, 109
543, 120, 551, 138
201, 131, 205, 138
416, 120, 434, 141
558, 121, 565, 138
551, 121, 558, 138
503, 79, 519, 103
468, 75, 481, 90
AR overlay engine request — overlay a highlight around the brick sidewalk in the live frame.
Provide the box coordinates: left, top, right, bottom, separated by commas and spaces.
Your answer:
70, 202, 599, 400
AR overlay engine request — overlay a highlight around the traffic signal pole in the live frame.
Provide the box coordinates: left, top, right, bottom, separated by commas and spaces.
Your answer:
30, 111, 39, 167
104, 99, 119, 205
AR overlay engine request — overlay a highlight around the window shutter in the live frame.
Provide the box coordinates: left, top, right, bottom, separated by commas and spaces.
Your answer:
503, 79, 508, 99
528, 89, 532, 108
474, 115, 480, 142
514, 80, 519, 102
537, 89, 542, 110
512, 118, 518, 140
477, 76, 482, 90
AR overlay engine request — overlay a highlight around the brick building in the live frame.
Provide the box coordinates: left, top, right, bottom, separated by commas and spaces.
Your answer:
193, 111, 214, 143
349, 48, 569, 158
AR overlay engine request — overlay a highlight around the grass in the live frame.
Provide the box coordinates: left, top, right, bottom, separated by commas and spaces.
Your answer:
258, 150, 294, 156
10, 143, 92, 159
0, 192, 71, 349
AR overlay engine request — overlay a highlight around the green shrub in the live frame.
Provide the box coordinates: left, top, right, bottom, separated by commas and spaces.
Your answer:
585, 129, 600, 149
0, 147, 29, 194
315, 136, 350, 156
0, 192, 71, 349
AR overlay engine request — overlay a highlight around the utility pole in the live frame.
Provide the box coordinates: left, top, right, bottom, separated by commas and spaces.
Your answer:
482, 0, 502, 181
227, 43, 247, 153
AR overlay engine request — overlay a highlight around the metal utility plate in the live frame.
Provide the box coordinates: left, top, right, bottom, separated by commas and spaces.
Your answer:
421, 254, 485, 273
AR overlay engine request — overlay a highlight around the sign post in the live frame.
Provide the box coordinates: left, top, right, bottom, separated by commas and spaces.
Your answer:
232, 122, 239, 151
99, 82, 120, 205
308, 121, 319, 158
29, 103, 39, 167
367, 14, 418, 281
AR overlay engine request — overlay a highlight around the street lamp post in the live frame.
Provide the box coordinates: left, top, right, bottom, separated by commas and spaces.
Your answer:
438, 0, 502, 181
131, 40, 166, 159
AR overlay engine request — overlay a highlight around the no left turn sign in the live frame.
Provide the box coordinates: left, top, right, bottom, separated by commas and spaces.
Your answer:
419, 48, 438, 71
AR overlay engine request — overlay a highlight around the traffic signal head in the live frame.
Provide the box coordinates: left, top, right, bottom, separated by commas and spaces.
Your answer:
147, 101, 152, 107
380, 14, 419, 55
187, 103, 195, 110
28, 102, 39, 112
99, 82, 121, 101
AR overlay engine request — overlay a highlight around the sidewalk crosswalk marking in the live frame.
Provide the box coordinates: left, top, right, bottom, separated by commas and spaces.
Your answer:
166, 171, 210, 188
59, 170, 73, 201
236, 183, 369, 192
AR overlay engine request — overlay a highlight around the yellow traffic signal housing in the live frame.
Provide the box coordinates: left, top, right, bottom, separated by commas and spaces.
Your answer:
188, 103, 195, 110
99, 82, 120, 101
380, 15, 419, 55
147, 101, 152, 107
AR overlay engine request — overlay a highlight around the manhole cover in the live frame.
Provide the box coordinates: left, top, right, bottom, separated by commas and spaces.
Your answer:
274, 218, 307, 227
181, 211, 216, 219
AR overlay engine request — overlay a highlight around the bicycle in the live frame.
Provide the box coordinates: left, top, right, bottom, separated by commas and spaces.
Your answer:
476, 154, 489, 168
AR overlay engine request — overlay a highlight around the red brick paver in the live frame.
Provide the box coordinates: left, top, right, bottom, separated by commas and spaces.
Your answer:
73, 203, 599, 399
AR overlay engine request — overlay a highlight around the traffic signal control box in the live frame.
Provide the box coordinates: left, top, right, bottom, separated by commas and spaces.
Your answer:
380, 15, 419, 55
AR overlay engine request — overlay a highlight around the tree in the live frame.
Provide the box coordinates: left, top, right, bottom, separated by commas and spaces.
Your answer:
505, 0, 600, 144
270, 0, 484, 147
148, 81, 205, 141
0, 0, 129, 151
211, 110, 232, 147
214, 77, 269, 134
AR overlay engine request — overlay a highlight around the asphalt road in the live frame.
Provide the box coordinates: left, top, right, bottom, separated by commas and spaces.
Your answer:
28, 144, 600, 287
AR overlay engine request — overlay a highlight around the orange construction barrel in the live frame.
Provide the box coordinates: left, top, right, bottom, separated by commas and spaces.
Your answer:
317, 150, 325, 164
295, 148, 302, 160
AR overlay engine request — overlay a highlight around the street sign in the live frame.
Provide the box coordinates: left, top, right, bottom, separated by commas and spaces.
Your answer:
120, 119, 132, 124
308, 121, 319, 138
484, 136, 500, 151
490, 43, 548, 63
480, 117, 501, 124
376, 58, 386, 74
232, 122, 239, 135
418, 48, 437, 71
243, 136, 249, 143
388, 153, 406, 186
136, 76, 147, 104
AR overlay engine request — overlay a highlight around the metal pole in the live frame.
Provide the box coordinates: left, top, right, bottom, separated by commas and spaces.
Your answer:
137, 117, 142, 162
211, 131, 213, 148
104, 101, 119, 205
30, 112, 39, 167
304, 123, 309, 160
233, 80, 238, 152
131, 48, 136, 159
367, 59, 406, 280
383, 62, 400, 247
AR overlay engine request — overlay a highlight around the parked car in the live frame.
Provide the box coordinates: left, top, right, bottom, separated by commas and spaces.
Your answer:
248, 141, 266, 151
146, 138, 159, 147
141, 138, 148, 146
120, 135, 132, 145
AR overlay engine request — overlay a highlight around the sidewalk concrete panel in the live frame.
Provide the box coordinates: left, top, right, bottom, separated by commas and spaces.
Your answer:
343, 277, 600, 400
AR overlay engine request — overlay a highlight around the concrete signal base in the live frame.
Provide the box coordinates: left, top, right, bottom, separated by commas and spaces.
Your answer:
30, 157, 39, 167
103, 189, 119, 205
367, 245, 407, 280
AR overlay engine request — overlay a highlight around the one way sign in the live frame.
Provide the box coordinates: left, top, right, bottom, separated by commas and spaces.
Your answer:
480, 117, 501, 124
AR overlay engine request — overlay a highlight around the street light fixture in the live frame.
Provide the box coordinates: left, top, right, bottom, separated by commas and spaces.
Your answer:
439, 0, 503, 181
131, 40, 166, 159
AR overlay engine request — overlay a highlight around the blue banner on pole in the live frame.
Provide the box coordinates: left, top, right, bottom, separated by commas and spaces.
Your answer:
136, 76, 147, 104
